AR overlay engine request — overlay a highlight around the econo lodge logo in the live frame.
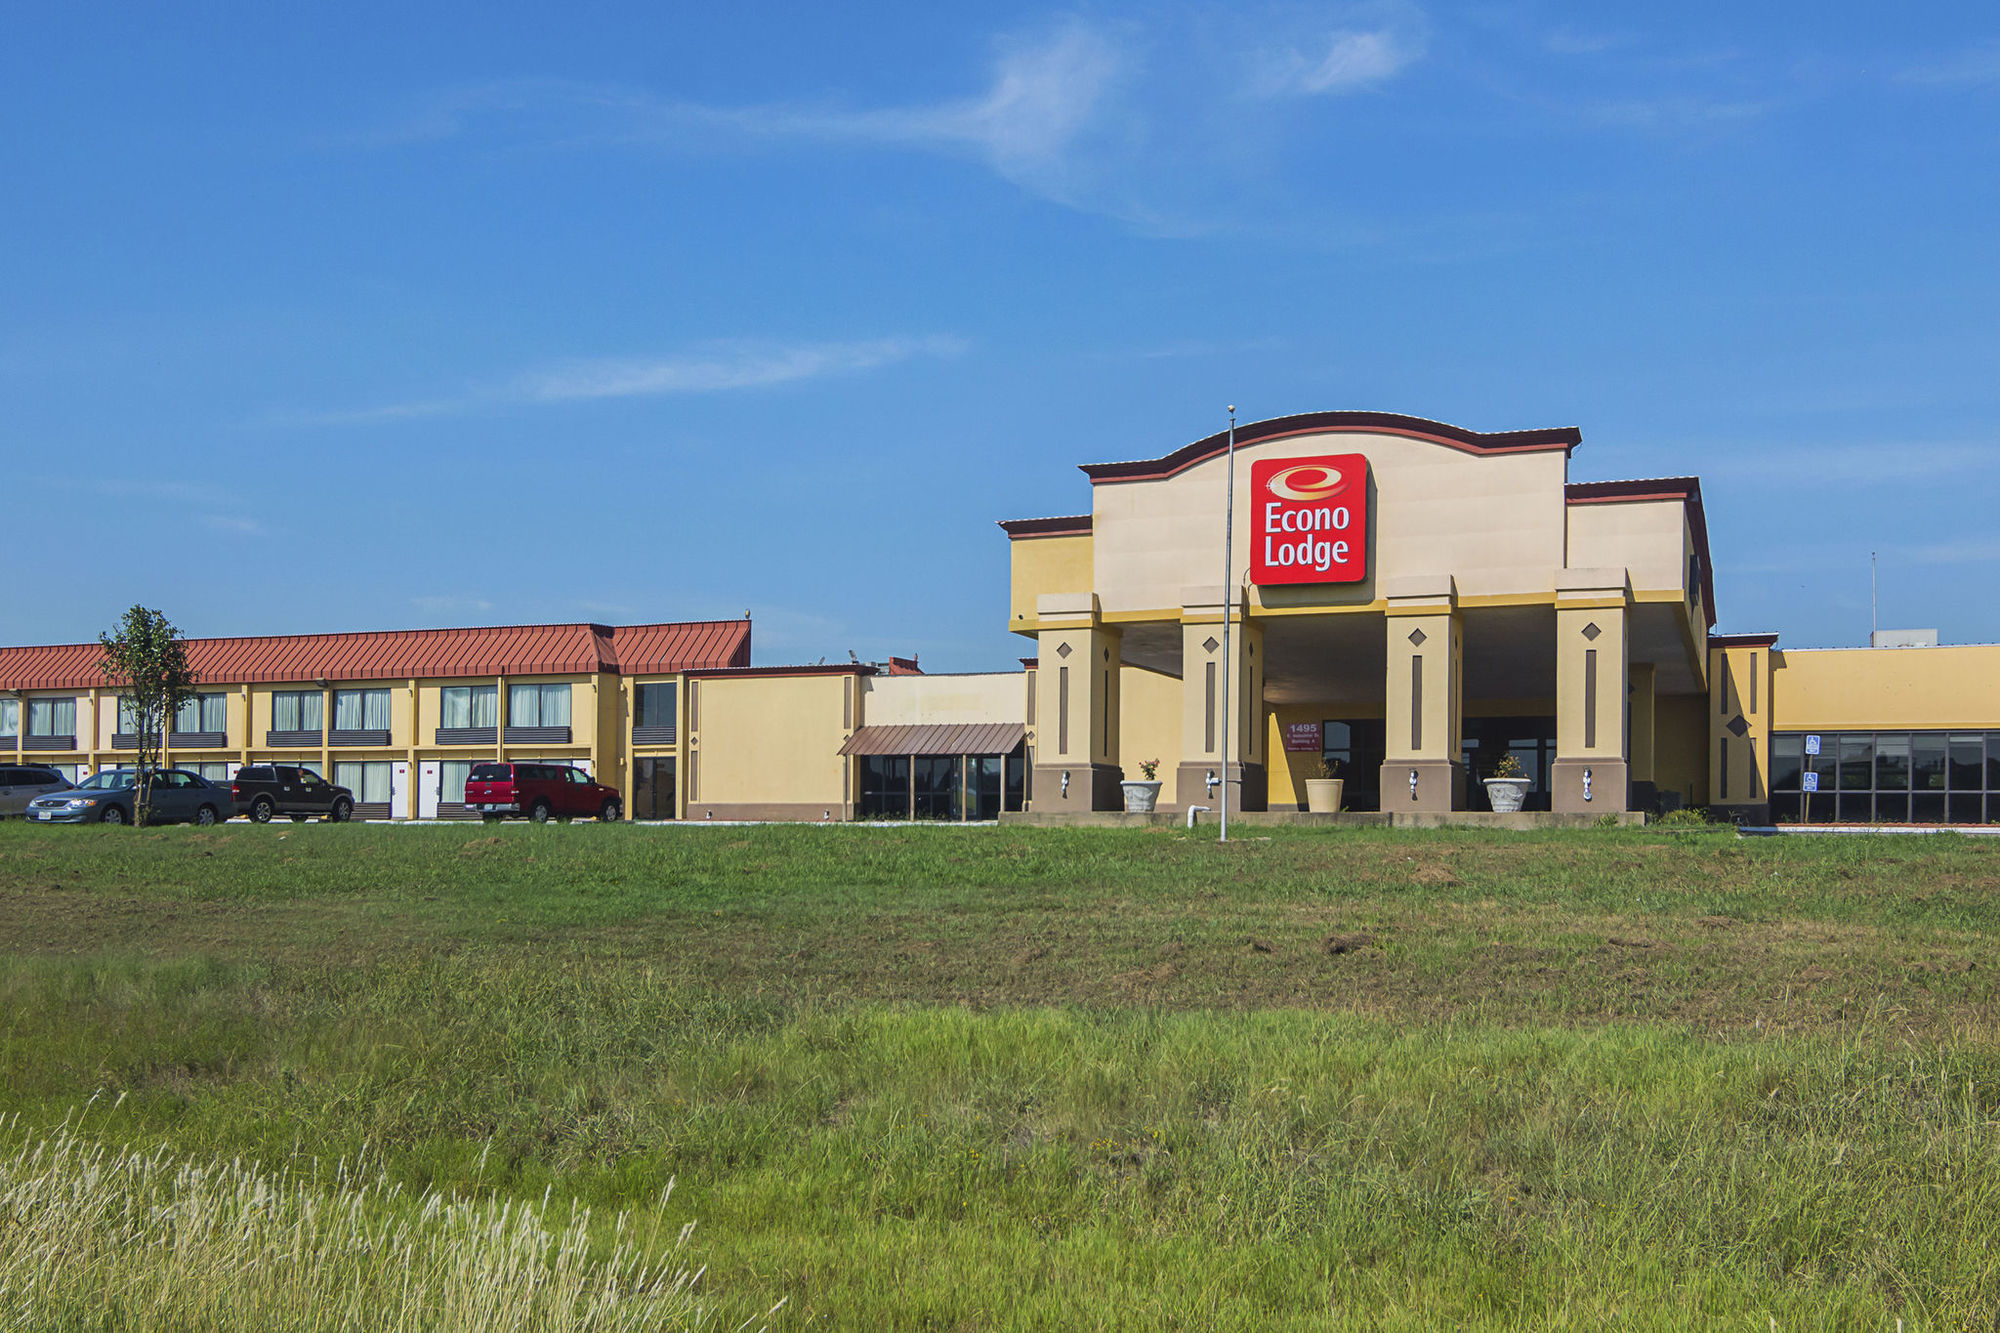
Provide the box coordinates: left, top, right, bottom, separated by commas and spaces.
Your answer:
1249, 453, 1369, 586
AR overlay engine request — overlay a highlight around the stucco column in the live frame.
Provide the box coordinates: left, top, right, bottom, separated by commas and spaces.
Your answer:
1628, 661, 1657, 811
1381, 575, 1464, 812
1552, 568, 1632, 812
1174, 588, 1265, 813
1708, 636, 1774, 823
1030, 593, 1124, 811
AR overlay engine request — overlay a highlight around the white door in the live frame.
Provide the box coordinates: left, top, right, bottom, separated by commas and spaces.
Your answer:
390, 762, 411, 819
418, 761, 441, 819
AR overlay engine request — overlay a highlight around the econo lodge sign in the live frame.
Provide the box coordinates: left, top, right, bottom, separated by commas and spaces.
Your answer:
1250, 453, 1369, 585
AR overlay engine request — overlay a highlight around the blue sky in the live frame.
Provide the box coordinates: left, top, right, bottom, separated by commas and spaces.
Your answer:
4, 2, 1997, 666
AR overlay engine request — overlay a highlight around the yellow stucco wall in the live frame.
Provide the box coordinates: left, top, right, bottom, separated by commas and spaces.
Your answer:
1655, 694, 1710, 807
1771, 646, 2000, 731
862, 672, 1026, 727
1116, 664, 1181, 779
690, 674, 852, 810
1009, 534, 1093, 634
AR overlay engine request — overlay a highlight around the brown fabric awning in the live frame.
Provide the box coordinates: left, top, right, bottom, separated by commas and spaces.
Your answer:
838, 722, 1026, 757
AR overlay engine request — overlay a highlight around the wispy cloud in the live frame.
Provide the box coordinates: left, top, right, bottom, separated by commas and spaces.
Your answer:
1258, 27, 1426, 96
1899, 42, 2000, 87
275, 335, 966, 427
1898, 538, 2000, 566
200, 514, 266, 537
411, 594, 494, 616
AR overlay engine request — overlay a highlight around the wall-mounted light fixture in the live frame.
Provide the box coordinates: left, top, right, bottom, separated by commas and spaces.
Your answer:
1409, 768, 1420, 801
1061, 770, 1071, 798
1582, 768, 1593, 802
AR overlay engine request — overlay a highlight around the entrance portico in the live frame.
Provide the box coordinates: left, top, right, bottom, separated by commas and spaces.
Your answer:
1001, 411, 1718, 816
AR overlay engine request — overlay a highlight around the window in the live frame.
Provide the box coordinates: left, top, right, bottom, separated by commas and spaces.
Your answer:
116, 697, 142, 736
27, 698, 75, 738
333, 689, 391, 732
184, 762, 229, 782
442, 761, 474, 805
912, 757, 960, 819
634, 682, 677, 741
174, 693, 227, 734
333, 761, 392, 804
0, 698, 15, 738
440, 686, 498, 729
271, 690, 324, 732
859, 755, 910, 818
508, 683, 571, 728
1772, 731, 2000, 825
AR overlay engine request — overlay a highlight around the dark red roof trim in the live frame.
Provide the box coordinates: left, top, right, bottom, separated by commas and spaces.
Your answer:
1709, 633, 1780, 649
1080, 412, 1581, 483
998, 514, 1093, 538
1566, 477, 1717, 630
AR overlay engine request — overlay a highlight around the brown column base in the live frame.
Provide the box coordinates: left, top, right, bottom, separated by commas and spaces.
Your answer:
1031, 763, 1125, 812
1378, 759, 1464, 812
1551, 757, 1630, 813
1170, 762, 1267, 813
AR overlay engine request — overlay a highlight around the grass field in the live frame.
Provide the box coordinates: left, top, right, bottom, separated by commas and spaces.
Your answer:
1, 819, 1997, 1329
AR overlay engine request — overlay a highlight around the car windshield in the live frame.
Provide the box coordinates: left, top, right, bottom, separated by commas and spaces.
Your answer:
76, 771, 137, 790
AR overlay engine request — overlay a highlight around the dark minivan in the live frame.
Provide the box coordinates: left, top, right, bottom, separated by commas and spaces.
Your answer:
231, 765, 355, 823
463, 763, 622, 823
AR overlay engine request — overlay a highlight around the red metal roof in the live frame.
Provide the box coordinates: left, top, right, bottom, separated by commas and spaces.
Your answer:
0, 619, 751, 691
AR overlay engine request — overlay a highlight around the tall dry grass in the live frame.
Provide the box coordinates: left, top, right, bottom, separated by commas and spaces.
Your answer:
0, 1110, 725, 1332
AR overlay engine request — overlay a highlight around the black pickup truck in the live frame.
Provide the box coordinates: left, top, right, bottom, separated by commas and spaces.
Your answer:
231, 765, 354, 823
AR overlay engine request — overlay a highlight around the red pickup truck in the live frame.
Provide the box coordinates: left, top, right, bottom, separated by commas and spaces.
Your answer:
463, 763, 623, 823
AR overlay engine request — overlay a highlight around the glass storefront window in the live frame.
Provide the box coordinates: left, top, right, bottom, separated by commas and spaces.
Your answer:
1769, 736, 1803, 792
1949, 735, 1984, 790
1837, 736, 1874, 791
1774, 730, 2000, 825
1874, 735, 1910, 791
1912, 737, 1946, 793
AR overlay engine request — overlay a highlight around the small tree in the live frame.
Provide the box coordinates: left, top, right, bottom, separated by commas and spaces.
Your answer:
98, 606, 199, 826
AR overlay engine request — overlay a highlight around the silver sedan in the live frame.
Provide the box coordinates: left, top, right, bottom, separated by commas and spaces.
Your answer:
27, 769, 233, 826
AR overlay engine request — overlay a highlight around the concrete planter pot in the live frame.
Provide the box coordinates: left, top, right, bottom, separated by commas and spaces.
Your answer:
1303, 777, 1345, 814
1484, 777, 1532, 813
1121, 780, 1163, 813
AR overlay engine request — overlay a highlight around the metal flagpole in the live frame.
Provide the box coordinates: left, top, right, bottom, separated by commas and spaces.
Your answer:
1218, 406, 1237, 844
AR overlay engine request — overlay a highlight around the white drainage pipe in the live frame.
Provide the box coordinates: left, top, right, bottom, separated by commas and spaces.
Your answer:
1186, 805, 1210, 828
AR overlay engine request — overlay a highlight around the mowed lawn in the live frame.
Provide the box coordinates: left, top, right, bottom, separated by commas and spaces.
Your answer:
1, 820, 1997, 1330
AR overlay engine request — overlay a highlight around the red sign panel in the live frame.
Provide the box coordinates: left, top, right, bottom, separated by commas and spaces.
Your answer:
1250, 453, 1369, 586
1283, 721, 1324, 753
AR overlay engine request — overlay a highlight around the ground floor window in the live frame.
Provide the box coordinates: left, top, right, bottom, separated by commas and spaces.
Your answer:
334, 761, 393, 804
859, 749, 1024, 820
1771, 731, 2000, 824
181, 762, 229, 782
441, 761, 473, 805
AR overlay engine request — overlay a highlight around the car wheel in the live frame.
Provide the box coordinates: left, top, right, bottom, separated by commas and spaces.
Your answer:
329, 798, 352, 823
195, 805, 218, 827
251, 798, 276, 824
100, 804, 126, 825
529, 800, 552, 824
599, 799, 622, 822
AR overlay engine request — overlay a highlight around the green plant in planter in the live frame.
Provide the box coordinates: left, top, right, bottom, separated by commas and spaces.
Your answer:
1490, 753, 1525, 779
1137, 758, 1160, 781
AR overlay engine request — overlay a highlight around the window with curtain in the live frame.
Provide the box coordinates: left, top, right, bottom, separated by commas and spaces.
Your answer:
27, 698, 76, 737
442, 761, 473, 804
174, 693, 227, 733
333, 761, 392, 803
271, 691, 324, 732
0, 698, 16, 737
508, 683, 571, 728
116, 696, 141, 736
333, 688, 391, 731
184, 762, 228, 781
440, 686, 498, 729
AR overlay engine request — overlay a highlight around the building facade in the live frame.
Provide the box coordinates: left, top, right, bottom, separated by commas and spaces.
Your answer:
5, 409, 1998, 824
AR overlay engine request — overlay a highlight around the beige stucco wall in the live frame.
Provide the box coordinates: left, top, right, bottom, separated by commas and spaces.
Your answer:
1771, 645, 2000, 731
1088, 432, 1572, 615
861, 672, 1026, 727
1009, 534, 1092, 632
1566, 500, 1690, 599
690, 674, 851, 809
